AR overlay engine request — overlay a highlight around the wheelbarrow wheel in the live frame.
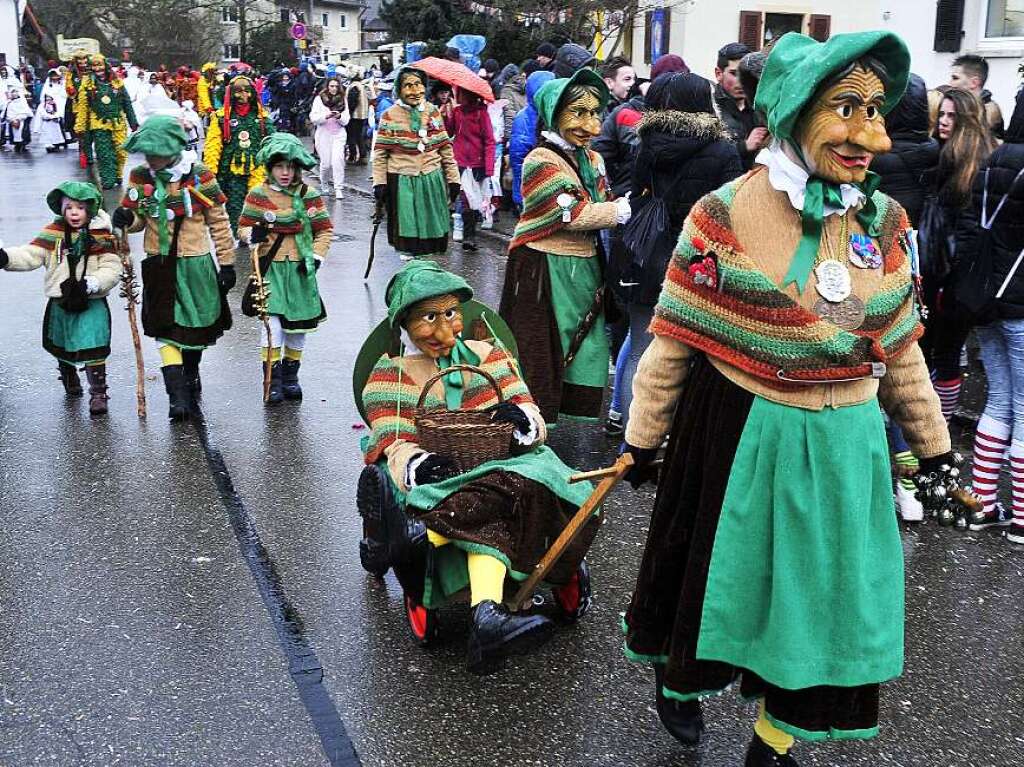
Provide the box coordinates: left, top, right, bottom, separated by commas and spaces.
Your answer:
551, 560, 592, 623
405, 593, 438, 647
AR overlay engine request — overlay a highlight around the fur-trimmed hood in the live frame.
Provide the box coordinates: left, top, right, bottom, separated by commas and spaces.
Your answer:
637, 110, 728, 142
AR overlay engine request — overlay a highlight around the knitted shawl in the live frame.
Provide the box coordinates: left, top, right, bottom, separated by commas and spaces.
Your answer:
30, 219, 116, 261
362, 345, 532, 465
122, 162, 226, 219
651, 171, 923, 389
509, 144, 609, 251
375, 101, 451, 157
238, 183, 332, 236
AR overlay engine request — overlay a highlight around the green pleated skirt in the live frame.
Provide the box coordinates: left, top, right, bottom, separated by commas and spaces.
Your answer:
43, 297, 111, 364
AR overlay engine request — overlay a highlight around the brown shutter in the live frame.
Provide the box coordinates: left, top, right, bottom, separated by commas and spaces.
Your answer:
644, 11, 652, 64
739, 11, 762, 51
808, 14, 831, 42
933, 0, 965, 53
661, 8, 672, 54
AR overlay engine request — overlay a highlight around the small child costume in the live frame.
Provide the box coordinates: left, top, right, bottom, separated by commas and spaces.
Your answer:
0, 182, 121, 415
237, 133, 333, 403
74, 54, 139, 189
116, 116, 236, 421
620, 32, 956, 765
203, 75, 274, 235
3, 89, 32, 152
372, 67, 460, 258
499, 69, 631, 424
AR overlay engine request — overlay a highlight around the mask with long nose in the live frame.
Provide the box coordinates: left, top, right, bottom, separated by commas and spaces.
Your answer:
792, 65, 891, 185
403, 295, 464, 359
556, 87, 602, 148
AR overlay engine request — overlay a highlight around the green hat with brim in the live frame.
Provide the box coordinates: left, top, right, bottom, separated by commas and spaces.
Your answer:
46, 180, 103, 217
754, 31, 910, 145
534, 67, 609, 132
256, 132, 317, 171
122, 114, 189, 157
385, 260, 474, 328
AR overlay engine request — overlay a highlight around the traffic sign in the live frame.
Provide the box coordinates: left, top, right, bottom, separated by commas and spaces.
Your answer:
290, 22, 306, 40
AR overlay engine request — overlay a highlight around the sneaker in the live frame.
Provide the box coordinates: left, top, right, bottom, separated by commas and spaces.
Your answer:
335, 189, 344, 200
969, 502, 1012, 531
1006, 523, 1024, 544
895, 483, 924, 522
481, 215, 493, 230
604, 412, 624, 437
451, 213, 463, 242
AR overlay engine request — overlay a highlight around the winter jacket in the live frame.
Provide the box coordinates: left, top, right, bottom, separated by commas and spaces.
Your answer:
627, 110, 743, 305
592, 95, 645, 198
713, 83, 759, 170
552, 44, 595, 78
981, 89, 1005, 141
955, 99, 1024, 319
508, 71, 555, 206
447, 102, 495, 176
870, 73, 939, 228
500, 73, 527, 141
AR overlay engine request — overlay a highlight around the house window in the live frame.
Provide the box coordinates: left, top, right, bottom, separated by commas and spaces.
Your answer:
738, 11, 829, 50
223, 43, 240, 60
763, 13, 803, 45
985, 0, 1024, 37
322, 12, 329, 27
339, 13, 347, 29
221, 4, 238, 23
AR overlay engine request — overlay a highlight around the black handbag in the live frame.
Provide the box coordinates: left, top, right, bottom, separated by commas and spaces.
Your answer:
956, 165, 1024, 322
917, 194, 955, 283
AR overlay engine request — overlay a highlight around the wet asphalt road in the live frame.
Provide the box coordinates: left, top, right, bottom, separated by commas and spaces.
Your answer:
1, 147, 1023, 767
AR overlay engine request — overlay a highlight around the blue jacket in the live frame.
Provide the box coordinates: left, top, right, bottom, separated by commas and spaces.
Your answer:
508, 71, 555, 206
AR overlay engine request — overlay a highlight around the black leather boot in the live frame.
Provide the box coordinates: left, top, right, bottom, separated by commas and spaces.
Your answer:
654, 664, 704, 746
161, 365, 191, 421
85, 364, 108, 417
182, 349, 202, 398
265, 361, 284, 405
58, 361, 82, 397
466, 600, 554, 675
744, 734, 799, 766
281, 358, 302, 400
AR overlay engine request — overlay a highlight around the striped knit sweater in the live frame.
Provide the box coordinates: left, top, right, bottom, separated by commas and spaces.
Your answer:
362, 343, 534, 467
371, 102, 460, 186
509, 144, 617, 257
123, 162, 227, 219
651, 171, 922, 389
238, 182, 333, 260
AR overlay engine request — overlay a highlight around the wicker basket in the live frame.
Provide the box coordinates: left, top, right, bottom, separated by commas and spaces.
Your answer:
415, 364, 515, 473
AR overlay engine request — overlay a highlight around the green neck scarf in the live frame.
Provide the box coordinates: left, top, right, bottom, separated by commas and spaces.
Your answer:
401, 100, 422, 134
574, 146, 602, 203
783, 171, 882, 293
436, 337, 481, 411
67, 227, 88, 269
154, 169, 172, 257
281, 184, 315, 273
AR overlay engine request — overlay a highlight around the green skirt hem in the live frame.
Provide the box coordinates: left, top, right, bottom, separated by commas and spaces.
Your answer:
157, 337, 207, 351
765, 712, 880, 742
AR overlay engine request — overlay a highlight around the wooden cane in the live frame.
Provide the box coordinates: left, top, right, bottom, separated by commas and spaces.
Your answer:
117, 228, 147, 419
507, 452, 634, 612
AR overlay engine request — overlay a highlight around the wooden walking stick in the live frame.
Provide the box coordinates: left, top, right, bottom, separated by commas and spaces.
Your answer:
507, 452, 634, 612
116, 227, 147, 419
249, 242, 274, 403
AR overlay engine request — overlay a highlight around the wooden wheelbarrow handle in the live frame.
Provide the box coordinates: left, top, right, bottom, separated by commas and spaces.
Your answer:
506, 452, 634, 612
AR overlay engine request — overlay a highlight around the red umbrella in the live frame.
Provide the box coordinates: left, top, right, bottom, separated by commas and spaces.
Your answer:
411, 56, 494, 103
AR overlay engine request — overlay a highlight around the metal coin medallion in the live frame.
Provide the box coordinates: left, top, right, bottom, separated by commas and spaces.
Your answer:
100, 95, 111, 105
814, 295, 866, 330
814, 259, 852, 303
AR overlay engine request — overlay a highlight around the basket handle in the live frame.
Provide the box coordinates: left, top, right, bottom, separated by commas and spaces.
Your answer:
416, 363, 505, 410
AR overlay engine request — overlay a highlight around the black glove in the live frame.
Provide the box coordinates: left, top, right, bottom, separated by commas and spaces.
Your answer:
314, 259, 322, 272
249, 223, 270, 245
413, 453, 459, 486
489, 402, 531, 434
448, 183, 461, 203
217, 264, 236, 293
373, 184, 387, 202
111, 207, 134, 229
472, 167, 486, 182
0, 248, 8, 270
622, 443, 660, 490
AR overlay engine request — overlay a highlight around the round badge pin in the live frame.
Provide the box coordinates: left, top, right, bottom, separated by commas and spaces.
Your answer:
128, 188, 139, 202
814, 259, 852, 303
556, 193, 574, 209
263, 211, 277, 223
166, 209, 176, 221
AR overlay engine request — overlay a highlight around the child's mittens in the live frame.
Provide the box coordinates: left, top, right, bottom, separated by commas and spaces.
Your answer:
84, 276, 100, 294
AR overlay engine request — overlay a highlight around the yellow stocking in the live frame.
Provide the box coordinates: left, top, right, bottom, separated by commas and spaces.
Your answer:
283, 347, 303, 361
467, 552, 506, 606
159, 344, 183, 366
754, 700, 795, 755
260, 347, 282, 362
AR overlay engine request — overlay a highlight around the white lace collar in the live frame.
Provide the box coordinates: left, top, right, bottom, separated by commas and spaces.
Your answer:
541, 130, 574, 152
755, 141, 865, 216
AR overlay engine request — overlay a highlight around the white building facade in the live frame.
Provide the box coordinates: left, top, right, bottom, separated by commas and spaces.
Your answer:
628, 1, 1022, 119
1, 0, 25, 68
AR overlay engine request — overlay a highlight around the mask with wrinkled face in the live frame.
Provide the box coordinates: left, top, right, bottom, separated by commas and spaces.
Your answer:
556, 89, 602, 147
399, 74, 425, 107
792, 65, 891, 184
403, 295, 463, 359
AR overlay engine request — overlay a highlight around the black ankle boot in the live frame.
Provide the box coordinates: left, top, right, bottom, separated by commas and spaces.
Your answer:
281, 358, 302, 400
467, 600, 554, 675
182, 349, 202, 398
85, 364, 109, 417
265, 361, 284, 405
161, 365, 191, 421
654, 664, 704, 746
744, 734, 799, 766
58, 362, 83, 397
